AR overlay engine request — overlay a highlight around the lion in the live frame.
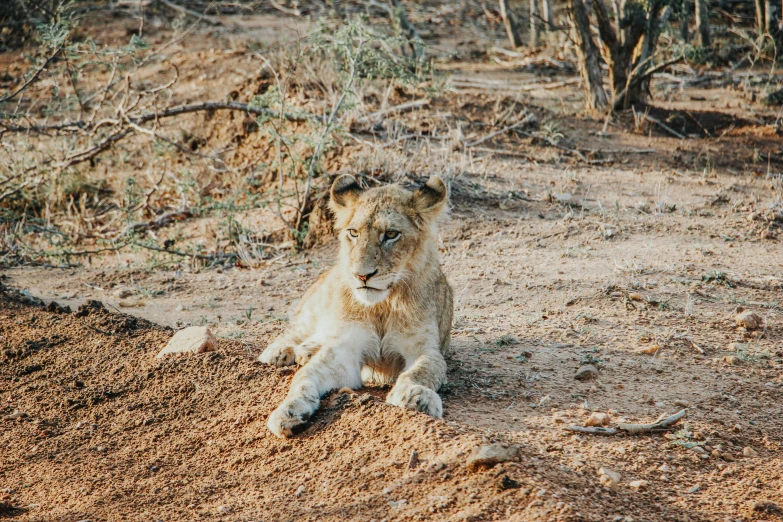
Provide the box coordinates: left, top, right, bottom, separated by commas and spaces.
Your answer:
258, 174, 453, 438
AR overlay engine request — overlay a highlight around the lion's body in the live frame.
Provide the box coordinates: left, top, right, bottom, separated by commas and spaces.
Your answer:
259, 176, 453, 437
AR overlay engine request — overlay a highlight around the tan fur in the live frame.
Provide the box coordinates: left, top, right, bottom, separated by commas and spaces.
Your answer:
258, 175, 453, 437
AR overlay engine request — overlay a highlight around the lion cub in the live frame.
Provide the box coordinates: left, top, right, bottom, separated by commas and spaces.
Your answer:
259, 175, 453, 437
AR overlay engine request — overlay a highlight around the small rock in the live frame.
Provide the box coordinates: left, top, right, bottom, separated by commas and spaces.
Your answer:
598, 467, 620, 489
156, 326, 216, 358
628, 292, 643, 301
655, 401, 666, 408
638, 344, 659, 355
604, 228, 617, 239
686, 484, 701, 494
735, 310, 762, 330
723, 355, 740, 365
466, 444, 520, 471
217, 506, 231, 514
727, 342, 744, 351
629, 480, 648, 490
295, 485, 305, 498
674, 399, 690, 408
407, 450, 420, 470
553, 192, 572, 203
113, 287, 134, 299
742, 446, 758, 458
584, 412, 611, 427
498, 475, 521, 491
691, 446, 706, 454
175, 304, 184, 312
574, 365, 599, 381
4, 410, 28, 420
752, 501, 783, 515
658, 463, 671, 472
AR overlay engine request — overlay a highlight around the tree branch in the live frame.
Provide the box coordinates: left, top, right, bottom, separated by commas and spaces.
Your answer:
0, 47, 62, 104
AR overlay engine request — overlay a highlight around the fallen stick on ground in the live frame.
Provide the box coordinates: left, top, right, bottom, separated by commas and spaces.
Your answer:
565, 409, 687, 436
643, 114, 687, 140
357, 99, 430, 123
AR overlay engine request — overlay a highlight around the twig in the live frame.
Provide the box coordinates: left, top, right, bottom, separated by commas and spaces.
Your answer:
465, 111, 536, 147
357, 98, 430, 123
157, 0, 225, 26
565, 409, 687, 435
643, 114, 687, 139
123, 209, 193, 236
0, 47, 62, 104
269, 0, 301, 17
517, 130, 588, 162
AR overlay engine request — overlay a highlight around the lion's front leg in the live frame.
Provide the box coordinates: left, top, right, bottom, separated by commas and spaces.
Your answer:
267, 326, 376, 437
386, 346, 447, 418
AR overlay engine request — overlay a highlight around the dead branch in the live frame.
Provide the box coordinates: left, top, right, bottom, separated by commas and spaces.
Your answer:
0, 47, 62, 105
2, 101, 315, 136
357, 98, 430, 123
269, 0, 301, 17
157, 0, 225, 26
565, 409, 688, 435
124, 209, 193, 236
643, 114, 687, 140
465, 111, 537, 147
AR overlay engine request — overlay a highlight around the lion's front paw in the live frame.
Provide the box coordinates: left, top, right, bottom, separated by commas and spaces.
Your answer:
267, 404, 310, 438
387, 384, 443, 418
258, 339, 295, 366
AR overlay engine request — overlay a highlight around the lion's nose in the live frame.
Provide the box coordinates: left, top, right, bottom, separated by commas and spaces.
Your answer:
355, 269, 378, 283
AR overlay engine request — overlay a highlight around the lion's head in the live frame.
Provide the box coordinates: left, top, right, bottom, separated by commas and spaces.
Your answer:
328, 175, 448, 306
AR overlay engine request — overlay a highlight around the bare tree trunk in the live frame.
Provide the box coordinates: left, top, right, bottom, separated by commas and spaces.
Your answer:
530, 0, 541, 47
499, 0, 524, 48
754, 0, 766, 33
542, 0, 554, 33
680, 0, 690, 43
695, 0, 711, 47
568, 0, 608, 111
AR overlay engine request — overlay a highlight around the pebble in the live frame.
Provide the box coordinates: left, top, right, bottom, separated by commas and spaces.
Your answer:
597, 467, 621, 489
735, 310, 762, 330
674, 399, 690, 408
691, 446, 706, 455
295, 485, 305, 497
629, 480, 648, 490
217, 506, 231, 514
574, 365, 599, 381
658, 463, 671, 472
637, 344, 659, 355
628, 292, 643, 301
156, 326, 216, 358
686, 484, 701, 494
584, 412, 611, 427
466, 444, 520, 471
723, 356, 740, 365
4, 410, 28, 420
113, 287, 134, 299
742, 446, 758, 457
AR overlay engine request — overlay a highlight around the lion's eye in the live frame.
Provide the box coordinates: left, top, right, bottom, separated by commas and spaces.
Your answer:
348, 229, 359, 238
384, 230, 400, 241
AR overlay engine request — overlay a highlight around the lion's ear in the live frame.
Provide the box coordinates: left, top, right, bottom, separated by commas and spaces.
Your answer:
329, 175, 363, 211
413, 176, 448, 217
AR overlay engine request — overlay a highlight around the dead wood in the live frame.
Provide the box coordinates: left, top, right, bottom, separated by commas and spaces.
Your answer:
565, 409, 688, 435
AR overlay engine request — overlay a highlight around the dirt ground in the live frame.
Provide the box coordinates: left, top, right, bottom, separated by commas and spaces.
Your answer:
2, 2, 783, 521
